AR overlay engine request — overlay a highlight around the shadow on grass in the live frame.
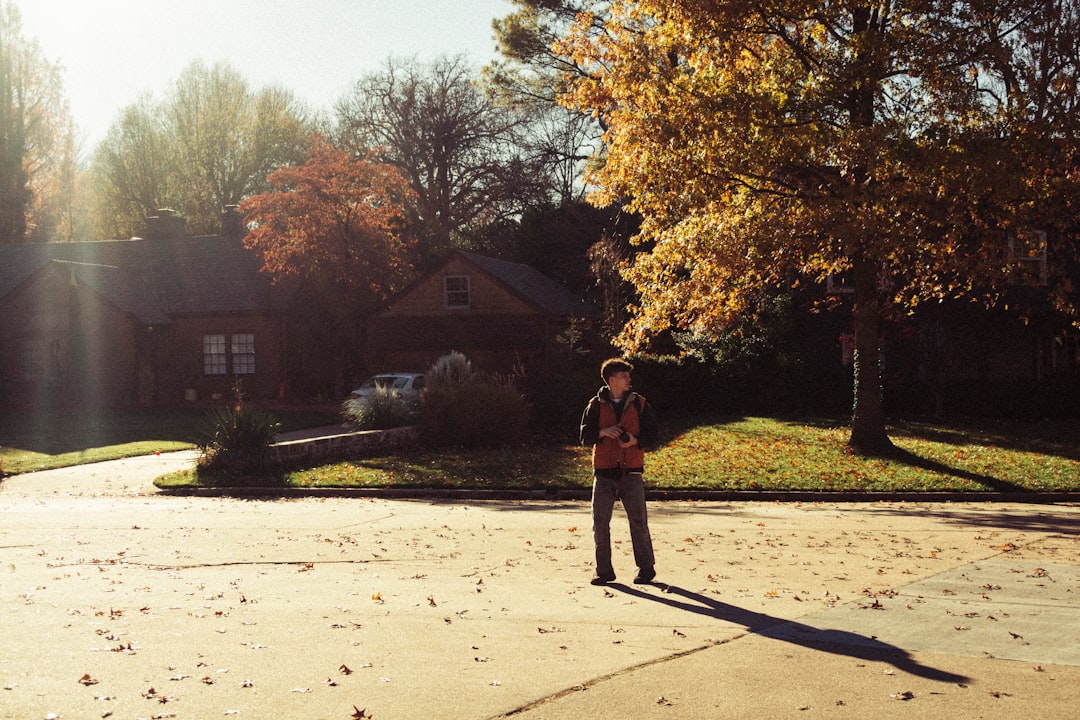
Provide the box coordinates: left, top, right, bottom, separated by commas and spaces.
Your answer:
614, 583, 970, 684
288, 442, 589, 491
878, 446, 1026, 493
888, 418, 1080, 463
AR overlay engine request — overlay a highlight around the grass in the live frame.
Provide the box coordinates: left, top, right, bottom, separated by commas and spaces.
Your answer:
155, 415, 1080, 494
0, 406, 339, 475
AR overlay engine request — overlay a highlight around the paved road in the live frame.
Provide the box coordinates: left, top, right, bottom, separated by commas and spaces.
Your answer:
1, 454, 1078, 719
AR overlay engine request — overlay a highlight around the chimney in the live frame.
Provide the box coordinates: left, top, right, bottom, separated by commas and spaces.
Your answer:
144, 209, 186, 240
221, 205, 244, 240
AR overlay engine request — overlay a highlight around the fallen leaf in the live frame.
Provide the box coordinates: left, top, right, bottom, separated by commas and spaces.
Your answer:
79, 673, 99, 686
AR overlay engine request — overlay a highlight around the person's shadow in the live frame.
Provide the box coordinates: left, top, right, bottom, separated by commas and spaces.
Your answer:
611, 583, 970, 684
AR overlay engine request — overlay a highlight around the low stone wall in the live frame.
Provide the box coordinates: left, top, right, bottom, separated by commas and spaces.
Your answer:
269, 426, 420, 464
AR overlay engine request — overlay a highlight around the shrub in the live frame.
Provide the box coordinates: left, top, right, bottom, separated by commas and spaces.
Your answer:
425, 350, 474, 389
420, 353, 528, 448
341, 386, 417, 430
193, 403, 281, 484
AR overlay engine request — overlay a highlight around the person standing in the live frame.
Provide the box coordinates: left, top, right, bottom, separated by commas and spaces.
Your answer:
579, 358, 659, 585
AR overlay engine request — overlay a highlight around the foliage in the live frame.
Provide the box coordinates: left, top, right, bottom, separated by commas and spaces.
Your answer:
420, 353, 529, 448
193, 402, 281, 483
91, 97, 174, 236
92, 60, 311, 238
241, 133, 414, 300
553, 0, 1080, 454
240, 133, 415, 392
341, 387, 417, 430
0, 1, 77, 243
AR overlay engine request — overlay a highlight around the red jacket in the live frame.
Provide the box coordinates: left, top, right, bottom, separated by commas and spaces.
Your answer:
587, 392, 647, 471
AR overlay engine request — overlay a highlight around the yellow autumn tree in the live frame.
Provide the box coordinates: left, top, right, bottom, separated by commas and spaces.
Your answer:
555, 0, 1080, 453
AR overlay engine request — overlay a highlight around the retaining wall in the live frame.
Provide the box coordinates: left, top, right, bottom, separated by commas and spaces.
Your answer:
269, 426, 420, 464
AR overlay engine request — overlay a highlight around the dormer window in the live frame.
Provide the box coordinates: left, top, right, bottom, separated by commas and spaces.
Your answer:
444, 275, 470, 308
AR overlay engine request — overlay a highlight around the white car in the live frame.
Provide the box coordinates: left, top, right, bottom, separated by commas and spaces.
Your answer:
348, 373, 425, 406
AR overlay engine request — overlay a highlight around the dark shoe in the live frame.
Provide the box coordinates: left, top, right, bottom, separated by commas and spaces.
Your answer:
633, 568, 656, 584
590, 574, 616, 586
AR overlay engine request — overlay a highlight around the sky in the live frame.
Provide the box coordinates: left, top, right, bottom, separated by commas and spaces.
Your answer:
15, 0, 514, 151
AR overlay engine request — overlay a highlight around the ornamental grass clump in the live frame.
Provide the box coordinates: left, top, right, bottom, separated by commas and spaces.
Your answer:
194, 401, 282, 485
341, 386, 416, 430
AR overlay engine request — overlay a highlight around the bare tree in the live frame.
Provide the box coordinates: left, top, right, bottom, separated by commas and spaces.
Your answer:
335, 55, 548, 262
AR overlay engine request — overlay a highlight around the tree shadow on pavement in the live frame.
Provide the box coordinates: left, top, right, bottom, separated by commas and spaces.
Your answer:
612, 583, 970, 684
861, 504, 1080, 534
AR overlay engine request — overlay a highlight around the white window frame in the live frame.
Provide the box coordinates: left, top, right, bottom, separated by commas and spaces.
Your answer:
231, 333, 256, 375
203, 334, 227, 375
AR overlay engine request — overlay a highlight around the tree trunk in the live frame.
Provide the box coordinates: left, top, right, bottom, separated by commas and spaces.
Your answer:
848, 255, 894, 455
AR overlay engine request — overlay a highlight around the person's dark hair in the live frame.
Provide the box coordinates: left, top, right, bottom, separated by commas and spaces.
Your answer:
601, 358, 634, 383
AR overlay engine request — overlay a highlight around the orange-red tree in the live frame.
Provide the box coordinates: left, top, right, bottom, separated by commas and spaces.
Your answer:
240, 134, 415, 392
241, 133, 414, 304
555, 0, 1080, 453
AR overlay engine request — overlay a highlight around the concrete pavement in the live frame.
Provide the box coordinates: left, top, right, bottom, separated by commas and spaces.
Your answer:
1, 454, 1078, 719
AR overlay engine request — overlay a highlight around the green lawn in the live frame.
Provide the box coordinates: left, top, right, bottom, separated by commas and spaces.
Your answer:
0, 406, 338, 475
5, 409, 1077, 493
155, 415, 1080, 494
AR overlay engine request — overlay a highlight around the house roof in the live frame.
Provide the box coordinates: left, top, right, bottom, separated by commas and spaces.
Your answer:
455, 251, 601, 318
0, 235, 283, 324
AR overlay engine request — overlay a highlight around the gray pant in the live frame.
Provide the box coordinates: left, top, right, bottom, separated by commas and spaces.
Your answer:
592, 471, 655, 578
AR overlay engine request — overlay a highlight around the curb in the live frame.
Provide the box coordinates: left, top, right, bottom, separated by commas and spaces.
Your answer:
154, 486, 1080, 504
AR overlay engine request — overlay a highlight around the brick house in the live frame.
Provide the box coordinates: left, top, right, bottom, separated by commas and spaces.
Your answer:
0, 212, 289, 408
365, 250, 602, 378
